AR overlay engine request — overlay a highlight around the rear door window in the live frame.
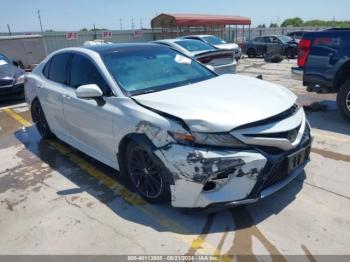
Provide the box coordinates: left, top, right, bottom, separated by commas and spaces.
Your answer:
48, 53, 71, 84
69, 54, 111, 95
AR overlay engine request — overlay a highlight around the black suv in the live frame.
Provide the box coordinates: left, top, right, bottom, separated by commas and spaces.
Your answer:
242, 35, 298, 59
294, 29, 350, 120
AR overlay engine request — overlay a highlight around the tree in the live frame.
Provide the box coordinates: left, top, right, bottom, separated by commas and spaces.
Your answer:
281, 17, 304, 27
257, 24, 266, 28
269, 23, 279, 28
80, 28, 88, 32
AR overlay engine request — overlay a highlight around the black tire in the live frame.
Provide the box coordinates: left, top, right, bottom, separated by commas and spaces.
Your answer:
247, 48, 257, 58
125, 141, 171, 204
31, 99, 55, 138
337, 80, 350, 121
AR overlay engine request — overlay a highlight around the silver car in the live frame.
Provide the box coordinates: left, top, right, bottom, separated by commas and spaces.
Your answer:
182, 35, 242, 61
153, 39, 237, 75
25, 43, 312, 210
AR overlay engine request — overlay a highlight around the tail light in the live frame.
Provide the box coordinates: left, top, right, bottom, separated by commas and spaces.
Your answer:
298, 39, 312, 68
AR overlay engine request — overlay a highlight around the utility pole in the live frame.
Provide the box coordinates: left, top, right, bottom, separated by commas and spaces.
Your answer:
37, 10, 44, 33
119, 18, 123, 31
7, 24, 12, 36
131, 18, 134, 30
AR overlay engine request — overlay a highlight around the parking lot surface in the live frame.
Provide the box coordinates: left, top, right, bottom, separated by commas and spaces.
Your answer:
1, 58, 350, 257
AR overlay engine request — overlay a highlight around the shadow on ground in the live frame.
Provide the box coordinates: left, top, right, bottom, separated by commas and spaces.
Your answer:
304, 99, 350, 136
13, 125, 305, 237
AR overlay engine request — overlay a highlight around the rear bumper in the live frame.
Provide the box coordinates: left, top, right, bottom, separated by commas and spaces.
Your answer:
291, 67, 304, 81
213, 62, 237, 75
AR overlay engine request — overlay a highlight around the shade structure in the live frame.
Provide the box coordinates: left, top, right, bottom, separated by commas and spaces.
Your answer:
151, 13, 251, 28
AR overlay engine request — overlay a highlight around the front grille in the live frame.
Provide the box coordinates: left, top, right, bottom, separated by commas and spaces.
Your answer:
244, 125, 300, 142
0, 79, 13, 87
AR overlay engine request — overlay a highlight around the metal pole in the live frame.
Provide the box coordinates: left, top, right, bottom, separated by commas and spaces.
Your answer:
7, 24, 12, 36
131, 18, 135, 30
37, 10, 44, 33
235, 25, 238, 43
140, 18, 143, 29
120, 18, 123, 31
93, 24, 97, 40
248, 25, 251, 41
37, 10, 48, 56
242, 25, 245, 43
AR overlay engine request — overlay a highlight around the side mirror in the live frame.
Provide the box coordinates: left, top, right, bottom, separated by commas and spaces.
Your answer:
75, 84, 103, 99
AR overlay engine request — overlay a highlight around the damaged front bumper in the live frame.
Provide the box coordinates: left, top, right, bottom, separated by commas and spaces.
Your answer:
155, 130, 312, 209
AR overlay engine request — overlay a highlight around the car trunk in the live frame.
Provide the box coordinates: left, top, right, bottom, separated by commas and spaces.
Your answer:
194, 50, 234, 66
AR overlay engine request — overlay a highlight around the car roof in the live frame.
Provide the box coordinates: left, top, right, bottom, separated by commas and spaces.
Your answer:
183, 35, 214, 38
154, 38, 195, 44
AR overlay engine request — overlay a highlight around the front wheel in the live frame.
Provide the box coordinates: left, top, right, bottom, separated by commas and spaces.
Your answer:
31, 99, 54, 138
125, 141, 171, 204
337, 80, 350, 121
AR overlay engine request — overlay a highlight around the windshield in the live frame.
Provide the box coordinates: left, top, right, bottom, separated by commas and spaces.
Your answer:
0, 54, 10, 66
278, 35, 294, 43
175, 40, 215, 52
102, 46, 216, 95
202, 36, 226, 45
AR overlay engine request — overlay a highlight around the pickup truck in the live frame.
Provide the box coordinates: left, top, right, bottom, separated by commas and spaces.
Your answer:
293, 29, 350, 120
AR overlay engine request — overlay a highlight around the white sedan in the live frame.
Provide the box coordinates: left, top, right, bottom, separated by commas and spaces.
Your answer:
25, 43, 312, 209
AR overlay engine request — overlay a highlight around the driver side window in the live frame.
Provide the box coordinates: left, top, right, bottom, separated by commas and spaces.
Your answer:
69, 54, 112, 96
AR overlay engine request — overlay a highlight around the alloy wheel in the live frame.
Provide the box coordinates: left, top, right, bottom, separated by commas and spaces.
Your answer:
127, 148, 163, 199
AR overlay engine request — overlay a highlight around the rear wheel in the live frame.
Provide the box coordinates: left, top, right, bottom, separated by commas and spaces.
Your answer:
31, 99, 54, 138
125, 141, 171, 203
337, 80, 350, 121
247, 48, 257, 58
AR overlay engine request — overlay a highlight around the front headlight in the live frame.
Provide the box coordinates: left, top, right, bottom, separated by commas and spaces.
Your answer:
169, 131, 247, 148
14, 75, 25, 85
192, 132, 248, 148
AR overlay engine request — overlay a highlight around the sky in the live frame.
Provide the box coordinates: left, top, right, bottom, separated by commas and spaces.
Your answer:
0, 0, 349, 32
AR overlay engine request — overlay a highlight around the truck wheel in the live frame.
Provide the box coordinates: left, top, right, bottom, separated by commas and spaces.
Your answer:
125, 141, 171, 204
337, 80, 350, 121
247, 49, 257, 58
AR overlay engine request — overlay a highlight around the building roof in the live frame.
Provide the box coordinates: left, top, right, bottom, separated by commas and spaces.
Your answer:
151, 13, 251, 28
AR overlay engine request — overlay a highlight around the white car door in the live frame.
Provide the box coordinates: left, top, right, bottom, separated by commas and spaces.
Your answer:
62, 53, 116, 166
37, 53, 72, 139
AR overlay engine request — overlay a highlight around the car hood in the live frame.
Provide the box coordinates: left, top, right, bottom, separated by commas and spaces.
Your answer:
134, 74, 297, 132
0, 64, 23, 79
214, 43, 239, 50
